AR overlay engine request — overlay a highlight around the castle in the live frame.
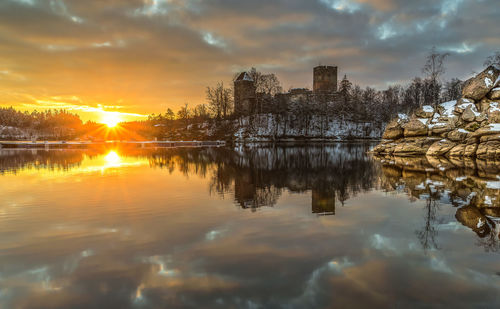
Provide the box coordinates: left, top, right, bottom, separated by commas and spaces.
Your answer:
234, 65, 338, 115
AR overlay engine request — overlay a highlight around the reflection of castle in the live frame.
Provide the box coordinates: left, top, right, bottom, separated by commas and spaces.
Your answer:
234, 65, 339, 115
312, 189, 335, 215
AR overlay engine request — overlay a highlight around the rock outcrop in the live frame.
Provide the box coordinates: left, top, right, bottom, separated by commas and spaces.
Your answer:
371, 65, 500, 159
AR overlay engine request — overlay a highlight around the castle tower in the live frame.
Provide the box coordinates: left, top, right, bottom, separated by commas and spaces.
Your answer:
313, 65, 338, 93
234, 72, 256, 115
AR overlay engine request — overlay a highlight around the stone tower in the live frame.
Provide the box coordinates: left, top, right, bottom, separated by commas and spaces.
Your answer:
313, 65, 337, 93
234, 72, 256, 115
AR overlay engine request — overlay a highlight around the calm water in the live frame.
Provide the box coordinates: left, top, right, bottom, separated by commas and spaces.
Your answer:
0, 144, 499, 308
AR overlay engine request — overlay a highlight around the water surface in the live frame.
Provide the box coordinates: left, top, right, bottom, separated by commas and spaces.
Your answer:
0, 144, 499, 308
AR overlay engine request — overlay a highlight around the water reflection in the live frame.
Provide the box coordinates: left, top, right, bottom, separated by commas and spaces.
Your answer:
0, 145, 500, 307
374, 154, 500, 253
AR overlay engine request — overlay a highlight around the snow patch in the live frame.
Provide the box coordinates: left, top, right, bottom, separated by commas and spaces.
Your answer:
422, 105, 434, 113
485, 77, 493, 88
457, 129, 469, 133
486, 180, 500, 189
417, 118, 428, 125
477, 218, 484, 228
439, 100, 456, 117
489, 123, 500, 132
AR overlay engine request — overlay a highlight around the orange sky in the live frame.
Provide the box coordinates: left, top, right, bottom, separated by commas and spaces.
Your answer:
0, 0, 496, 123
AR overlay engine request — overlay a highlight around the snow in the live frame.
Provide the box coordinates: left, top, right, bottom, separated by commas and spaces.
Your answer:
490, 102, 500, 112
422, 105, 434, 113
489, 123, 500, 132
242, 72, 253, 81
486, 180, 500, 189
455, 176, 467, 181
484, 196, 493, 206
485, 77, 493, 88
415, 183, 425, 190
417, 118, 428, 125
495, 75, 500, 87
477, 218, 484, 228
427, 122, 446, 129
397, 113, 408, 122
233, 114, 383, 141
458, 129, 469, 133
439, 100, 456, 117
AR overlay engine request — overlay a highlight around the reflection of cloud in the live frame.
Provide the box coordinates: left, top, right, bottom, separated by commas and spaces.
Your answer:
429, 255, 453, 274
289, 257, 355, 308
370, 234, 397, 252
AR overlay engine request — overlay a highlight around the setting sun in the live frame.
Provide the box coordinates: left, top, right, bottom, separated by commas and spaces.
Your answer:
100, 111, 121, 128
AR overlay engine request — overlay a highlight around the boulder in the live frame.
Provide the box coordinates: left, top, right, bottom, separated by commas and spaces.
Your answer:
403, 119, 428, 137
470, 124, 500, 138
464, 143, 478, 157
487, 102, 500, 123
447, 129, 469, 142
382, 119, 404, 140
415, 105, 435, 118
426, 139, 456, 156
478, 98, 492, 112
430, 122, 453, 135
449, 144, 466, 157
464, 121, 480, 132
462, 65, 500, 101
480, 134, 500, 142
488, 87, 500, 100
455, 206, 490, 237
393, 137, 437, 156
461, 105, 477, 122
476, 141, 500, 159
454, 98, 474, 113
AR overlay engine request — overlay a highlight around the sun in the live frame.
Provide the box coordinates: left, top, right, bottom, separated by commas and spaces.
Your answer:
100, 112, 121, 128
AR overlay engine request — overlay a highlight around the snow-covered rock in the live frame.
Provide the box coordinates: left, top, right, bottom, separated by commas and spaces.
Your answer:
371, 66, 500, 159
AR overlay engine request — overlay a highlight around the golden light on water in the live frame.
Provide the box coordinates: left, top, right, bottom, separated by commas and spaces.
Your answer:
104, 151, 121, 166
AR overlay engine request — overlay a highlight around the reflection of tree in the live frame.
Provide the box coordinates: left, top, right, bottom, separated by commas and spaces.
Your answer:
0, 149, 85, 174
415, 198, 443, 252
146, 144, 380, 212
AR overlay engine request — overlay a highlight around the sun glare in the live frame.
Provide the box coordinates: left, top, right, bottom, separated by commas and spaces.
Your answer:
104, 151, 121, 165
101, 112, 121, 128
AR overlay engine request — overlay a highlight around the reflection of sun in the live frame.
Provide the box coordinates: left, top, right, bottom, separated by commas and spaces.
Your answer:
101, 112, 121, 128
104, 151, 121, 166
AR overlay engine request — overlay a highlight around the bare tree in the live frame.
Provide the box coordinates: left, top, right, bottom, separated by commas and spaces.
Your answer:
177, 103, 190, 129
422, 46, 449, 106
484, 51, 500, 66
248, 68, 282, 113
194, 104, 210, 120
442, 78, 464, 101
206, 82, 233, 119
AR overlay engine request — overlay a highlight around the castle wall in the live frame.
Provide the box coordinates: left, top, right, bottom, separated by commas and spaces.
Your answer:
234, 80, 256, 115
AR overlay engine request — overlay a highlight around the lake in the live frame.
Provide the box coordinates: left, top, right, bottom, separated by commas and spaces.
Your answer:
0, 144, 499, 308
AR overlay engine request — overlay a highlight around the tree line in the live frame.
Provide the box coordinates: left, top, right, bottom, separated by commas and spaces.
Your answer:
150, 47, 500, 130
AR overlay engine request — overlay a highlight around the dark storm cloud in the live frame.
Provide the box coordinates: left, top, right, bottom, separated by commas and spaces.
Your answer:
0, 0, 497, 117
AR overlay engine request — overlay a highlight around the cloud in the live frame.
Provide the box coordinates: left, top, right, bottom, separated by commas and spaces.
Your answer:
0, 0, 498, 119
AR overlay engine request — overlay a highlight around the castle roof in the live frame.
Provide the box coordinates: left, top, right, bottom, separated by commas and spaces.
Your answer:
235, 72, 253, 82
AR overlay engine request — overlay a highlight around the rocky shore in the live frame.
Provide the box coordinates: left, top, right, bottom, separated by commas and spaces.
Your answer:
371, 65, 500, 158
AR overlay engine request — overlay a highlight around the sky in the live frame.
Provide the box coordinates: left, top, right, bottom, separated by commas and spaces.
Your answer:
0, 0, 498, 123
